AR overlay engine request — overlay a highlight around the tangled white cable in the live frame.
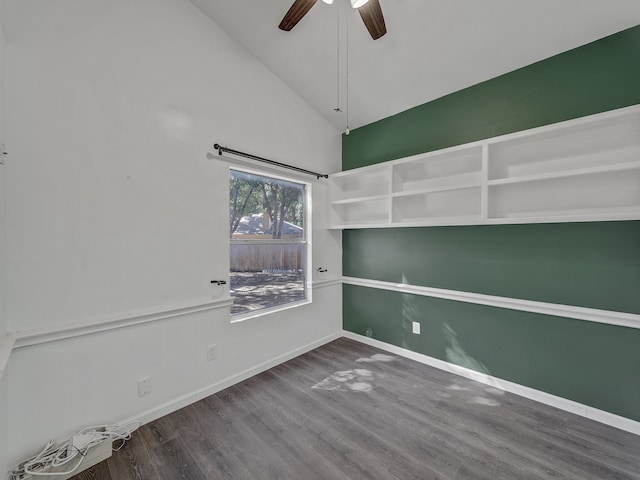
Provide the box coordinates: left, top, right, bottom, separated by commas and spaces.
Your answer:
10, 421, 141, 479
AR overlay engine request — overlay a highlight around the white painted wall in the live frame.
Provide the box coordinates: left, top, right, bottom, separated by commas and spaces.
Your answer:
0, 0, 7, 337
0, 10, 9, 477
4, 0, 342, 466
0, 3, 7, 326
0, 373, 6, 480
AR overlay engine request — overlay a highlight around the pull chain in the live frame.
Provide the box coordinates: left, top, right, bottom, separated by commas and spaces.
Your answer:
334, 4, 341, 114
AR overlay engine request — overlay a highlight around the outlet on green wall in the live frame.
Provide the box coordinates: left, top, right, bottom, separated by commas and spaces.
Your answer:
343, 284, 640, 422
341, 25, 640, 422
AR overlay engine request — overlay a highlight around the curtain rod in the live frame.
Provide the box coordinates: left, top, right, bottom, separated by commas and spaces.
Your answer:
214, 143, 329, 179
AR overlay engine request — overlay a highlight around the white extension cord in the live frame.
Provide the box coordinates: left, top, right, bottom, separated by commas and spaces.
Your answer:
9, 422, 140, 479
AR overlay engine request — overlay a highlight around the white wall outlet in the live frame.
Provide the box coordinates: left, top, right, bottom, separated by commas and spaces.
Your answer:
207, 344, 217, 361
137, 376, 151, 397
412, 321, 421, 335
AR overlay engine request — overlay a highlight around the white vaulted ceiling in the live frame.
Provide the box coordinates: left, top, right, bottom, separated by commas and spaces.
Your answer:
189, 0, 640, 131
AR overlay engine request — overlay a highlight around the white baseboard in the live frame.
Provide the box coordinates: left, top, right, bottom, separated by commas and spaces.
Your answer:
342, 331, 640, 436
17, 439, 112, 480
119, 331, 343, 428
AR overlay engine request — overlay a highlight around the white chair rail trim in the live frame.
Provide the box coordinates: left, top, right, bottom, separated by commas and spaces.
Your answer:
342, 276, 640, 330
0, 333, 16, 381
13, 297, 234, 349
7, 279, 342, 351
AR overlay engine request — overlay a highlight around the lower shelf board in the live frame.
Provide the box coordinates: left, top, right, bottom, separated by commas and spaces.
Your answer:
488, 206, 640, 222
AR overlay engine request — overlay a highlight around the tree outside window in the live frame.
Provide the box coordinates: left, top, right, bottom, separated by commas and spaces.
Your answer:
229, 169, 308, 315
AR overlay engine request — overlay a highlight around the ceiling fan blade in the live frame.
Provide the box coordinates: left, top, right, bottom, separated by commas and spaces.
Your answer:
279, 0, 319, 31
358, 0, 387, 40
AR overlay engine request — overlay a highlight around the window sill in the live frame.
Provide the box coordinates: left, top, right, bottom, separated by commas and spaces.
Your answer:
230, 299, 311, 324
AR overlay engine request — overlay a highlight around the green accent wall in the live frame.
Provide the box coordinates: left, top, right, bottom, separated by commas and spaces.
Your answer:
344, 222, 640, 315
341, 26, 640, 421
343, 26, 640, 170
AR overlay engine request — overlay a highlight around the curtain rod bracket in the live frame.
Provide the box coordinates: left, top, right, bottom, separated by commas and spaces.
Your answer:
213, 143, 329, 179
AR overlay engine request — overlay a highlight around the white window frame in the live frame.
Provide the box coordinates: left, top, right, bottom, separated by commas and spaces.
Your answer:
229, 166, 312, 322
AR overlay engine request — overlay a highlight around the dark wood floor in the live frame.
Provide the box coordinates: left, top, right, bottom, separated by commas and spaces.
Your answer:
71, 337, 640, 480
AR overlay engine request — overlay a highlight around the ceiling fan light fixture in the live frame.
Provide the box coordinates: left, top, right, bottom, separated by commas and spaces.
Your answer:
350, 0, 370, 8
279, 0, 385, 40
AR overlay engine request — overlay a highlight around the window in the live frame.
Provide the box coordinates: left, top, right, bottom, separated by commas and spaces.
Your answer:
229, 169, 309, 317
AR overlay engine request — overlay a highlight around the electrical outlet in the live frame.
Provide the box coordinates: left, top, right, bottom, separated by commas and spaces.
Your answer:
137, 376, 151, 397
412, 321, 421, 335
207, 344, 217, 361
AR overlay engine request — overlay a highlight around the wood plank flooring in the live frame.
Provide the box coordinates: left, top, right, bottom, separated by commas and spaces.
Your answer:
70, 337, 640, 479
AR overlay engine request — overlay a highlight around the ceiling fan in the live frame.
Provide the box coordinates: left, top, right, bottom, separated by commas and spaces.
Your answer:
279, 0, 387, 40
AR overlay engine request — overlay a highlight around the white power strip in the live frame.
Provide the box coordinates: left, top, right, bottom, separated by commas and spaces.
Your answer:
14, 440, 112, 480
10, 422, 138, 480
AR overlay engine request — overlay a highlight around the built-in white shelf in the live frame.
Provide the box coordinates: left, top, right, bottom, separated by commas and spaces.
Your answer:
486, 161, 640, 186
392, 186, 482, 223
330, 164, 390, 202
331, 193, 389, 205
392, 146, 483, 194
330, 196, 390, 228
391, 181, 482, 197
488, 168, 640, 220
329, 105, 640, 228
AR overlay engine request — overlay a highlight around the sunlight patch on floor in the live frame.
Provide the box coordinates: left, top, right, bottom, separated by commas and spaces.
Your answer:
355, 353, 396, 363
312, 369, 375, 393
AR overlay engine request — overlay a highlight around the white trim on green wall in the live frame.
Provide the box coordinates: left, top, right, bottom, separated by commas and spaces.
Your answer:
342, 276, 640, 330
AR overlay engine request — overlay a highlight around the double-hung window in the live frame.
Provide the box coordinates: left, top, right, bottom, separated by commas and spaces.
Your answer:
229, 168, 309, 317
